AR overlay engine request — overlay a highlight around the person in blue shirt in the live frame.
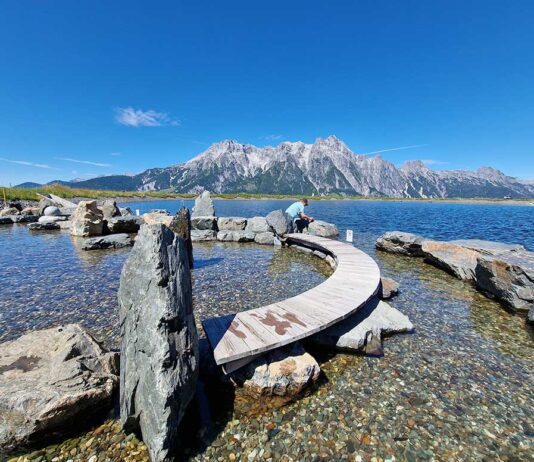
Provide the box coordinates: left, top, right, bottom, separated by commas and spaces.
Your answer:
285, 198, 315, 232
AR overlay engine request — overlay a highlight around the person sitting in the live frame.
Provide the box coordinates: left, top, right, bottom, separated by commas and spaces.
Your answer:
285, 198, 314, 233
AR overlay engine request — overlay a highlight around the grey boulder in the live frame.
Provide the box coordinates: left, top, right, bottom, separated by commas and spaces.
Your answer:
99, 200, 121, 220
218, 217, 247, 231
119, 225, 199, 462
191, 230, 217, 241
43, 206, 61, 217
81, 234, 133, 251
70, 201, 104, 237
245, 216, 270, 233
192, 191, 215, 218
379, 277, 400, 299
107, 216, 142, 234
307, 220, 339, 238
266, 210, 292, 236
375, 231, 426, 257
0, 217, 13, 225
254, 232, 275, 245
217, 230, 255, 242
191, 216, 218, 231
0, 324, 118, 452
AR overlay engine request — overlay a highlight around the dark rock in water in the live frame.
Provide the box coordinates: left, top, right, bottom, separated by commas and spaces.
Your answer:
379, 277, 400, 299
307, 220, 339, 238
0, 217, 14, 225
375, 231, 426, 257
191, 229, 217, 241
169, 207, 194, 269
228, 342, 320, 398
528, 307, 534, 325
191, 216, 218, 231
309, 298, 413, 354
9, 215, 39, 223
218, 217, 247, 231
107, 216, 142, 234
99, 200, 121, 220
475, 251, 534, 312
82, 233, 133, 251
266, 210, 292, 236
192, 191, 215, 218
28, 221, 60, 231
119, 225, 199, 462
0, 324, 118, 452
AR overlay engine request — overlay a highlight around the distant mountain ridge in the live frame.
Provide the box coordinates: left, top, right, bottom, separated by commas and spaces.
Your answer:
16, 136, 534, 198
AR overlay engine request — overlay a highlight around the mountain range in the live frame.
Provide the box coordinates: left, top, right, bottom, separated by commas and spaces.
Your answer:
17, 136, 534, 199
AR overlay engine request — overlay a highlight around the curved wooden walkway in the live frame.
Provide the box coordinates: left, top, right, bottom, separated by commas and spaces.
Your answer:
202, 233, 381, 373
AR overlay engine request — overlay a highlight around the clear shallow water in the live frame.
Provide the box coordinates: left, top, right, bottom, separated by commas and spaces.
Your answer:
2, 200, 533, 461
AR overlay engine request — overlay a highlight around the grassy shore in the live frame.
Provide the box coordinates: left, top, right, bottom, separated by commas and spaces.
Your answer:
2, 184, 533, 205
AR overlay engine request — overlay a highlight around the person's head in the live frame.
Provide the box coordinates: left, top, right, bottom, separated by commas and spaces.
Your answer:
300, 198, 309, 207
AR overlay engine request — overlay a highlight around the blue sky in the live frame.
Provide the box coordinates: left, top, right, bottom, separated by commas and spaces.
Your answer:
1, 0, 533, 185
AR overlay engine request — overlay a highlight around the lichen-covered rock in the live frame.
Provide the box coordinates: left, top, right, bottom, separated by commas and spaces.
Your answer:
308, 220, 339, 238
81, 233, 133, 251
375, 231, 426, 257
218, 217, 247, 231
254, 232, 275, 245
106, 216, 142, 234
191, 230, 217, 241
143, 211, 173, 227
191, 216, 218, 231
379, 277, 400, 299
28, 221, 61, 231
169, 207, 193, 269
119, 225, 199, 462
309, 298, 413, 355
266, 210, 292, 236
192, 191, 215, 218
217, 230, 255, 242
475, 251, 534, 312
245, 216, 270, 233
99, 200, 121, 220
0, 324, 118, 452
70, 201, 104, 237
229, 343, 320, 398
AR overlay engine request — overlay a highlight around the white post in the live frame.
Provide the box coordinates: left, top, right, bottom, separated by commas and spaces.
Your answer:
346, 229, 353, 243
135, 209, 140, 216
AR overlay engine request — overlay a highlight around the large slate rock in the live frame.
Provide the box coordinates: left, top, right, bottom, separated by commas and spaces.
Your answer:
228, 343, 320, 398
107, 216, 142, 234
192, 191, 215, 218
448, 239, 525, 254
191, 230, 217, 241
307, 220, 339, 238
70, 200, 104, 237
217, 230, 255, 242
309, 298, 413, 355
245, 216, 270, 233
143, 211, 173, 227
475, 251, 534, 312
82, 234, 133, 251
99, 200, 121, 220
119, 225, 199, 461
169, 207, 194, 269
191, 216, 218, 231
266, 210, 292, 236
254, 232, 275, 245
0, 324, 118, 452
218, 217, 247, 231
28, 222, 60, 231
375, 231, 426, 257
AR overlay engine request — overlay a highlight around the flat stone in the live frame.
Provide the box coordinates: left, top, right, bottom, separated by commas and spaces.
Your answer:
380, 277, 400, 299
38, 216, 66, 223
81, 234, 133, 251
106, 216, 142, 234
119, 225, 199, 462
422, 240, 482, 281
9, 215, 38, 224
0, 324, 118, 452
228, 343, 320, 398
28, 222, 60, 231
254, 232, 275, 245
218, 217, 247, 231
70, 201, 104, 237
191, 216, 218, 231
375, 231, 426, 257
309, 298, 413, 355
307, 220, 339, 238
143, 211, 173, 227
475, 251, 534, 312
245, 217, 270, 233
448, 239, 525, 255
266, 210, 292, 236
217, 230, 255, 242
192, 191, 215, 218
191, 230, 217, 241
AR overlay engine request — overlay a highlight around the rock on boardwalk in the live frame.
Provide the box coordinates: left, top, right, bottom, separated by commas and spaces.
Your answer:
192, 191, 215, 218
0, 324, 118, 452
70, 200, 104, 237
119, 225, 199, 462
307, 220, 339, 238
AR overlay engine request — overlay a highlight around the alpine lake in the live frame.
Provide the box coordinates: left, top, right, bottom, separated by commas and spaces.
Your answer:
1, 199, 533, 462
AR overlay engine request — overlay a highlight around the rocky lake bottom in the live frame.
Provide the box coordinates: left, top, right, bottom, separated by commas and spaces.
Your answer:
1, 199, 533, 461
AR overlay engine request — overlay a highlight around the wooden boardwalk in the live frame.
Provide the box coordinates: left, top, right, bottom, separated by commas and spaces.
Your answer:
202, 233, 381, 373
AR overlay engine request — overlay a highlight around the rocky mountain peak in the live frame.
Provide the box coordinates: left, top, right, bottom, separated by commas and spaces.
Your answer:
401, 160, 430, 172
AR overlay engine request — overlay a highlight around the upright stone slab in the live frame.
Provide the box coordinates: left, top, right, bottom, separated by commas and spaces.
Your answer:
192, 191, 215, 218
266, 210, 292, 236
70, 200, 104, 237
169, 207, 194, 269
119, 225, 199, 462
99, 199, 121, 220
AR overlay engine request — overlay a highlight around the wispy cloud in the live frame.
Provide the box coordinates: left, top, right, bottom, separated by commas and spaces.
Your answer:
363, 144, 427, 155
0, 157, 60, 170
110, 152, 121, 157
56, 157, 112, 167
261, 134, 284, 141
115, 107, 180, 127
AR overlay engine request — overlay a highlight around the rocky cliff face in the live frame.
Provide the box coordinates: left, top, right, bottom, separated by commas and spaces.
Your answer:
24, 136, 534, 198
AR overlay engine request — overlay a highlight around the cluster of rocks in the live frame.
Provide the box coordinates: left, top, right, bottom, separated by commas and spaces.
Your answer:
376, 231, 534, 323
